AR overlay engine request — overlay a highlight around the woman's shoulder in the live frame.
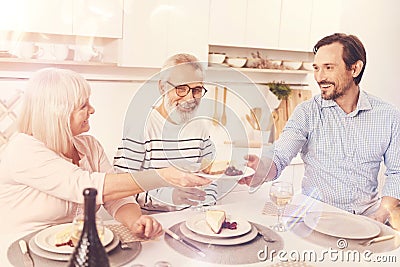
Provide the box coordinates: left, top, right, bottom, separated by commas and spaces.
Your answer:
74, 134, 103, 148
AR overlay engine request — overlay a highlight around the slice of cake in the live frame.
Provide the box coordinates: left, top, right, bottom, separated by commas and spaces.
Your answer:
205, 210, 226, 234
201, 158, 229, 175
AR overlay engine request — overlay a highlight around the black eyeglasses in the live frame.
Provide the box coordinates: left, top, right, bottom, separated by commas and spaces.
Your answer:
166, 81, 207, 98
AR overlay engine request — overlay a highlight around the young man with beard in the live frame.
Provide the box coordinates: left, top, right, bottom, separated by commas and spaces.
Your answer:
114, 54, 217, 213
241, 33, 400, 224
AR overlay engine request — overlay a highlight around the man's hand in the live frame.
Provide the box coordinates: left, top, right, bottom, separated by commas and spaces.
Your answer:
368, 196, 400, 224
127, 215, 163, 240
238, 155, 276, 190
172, 187, 206, 206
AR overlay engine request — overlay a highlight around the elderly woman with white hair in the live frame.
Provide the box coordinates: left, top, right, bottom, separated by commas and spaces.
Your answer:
0, 67, 210, 239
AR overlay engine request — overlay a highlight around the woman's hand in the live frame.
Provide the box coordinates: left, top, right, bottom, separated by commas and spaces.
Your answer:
156, 167, 212, 188
127, 215, 163, 240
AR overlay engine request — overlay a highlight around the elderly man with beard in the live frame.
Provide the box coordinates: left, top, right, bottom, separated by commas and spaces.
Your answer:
114, 54, 217, 213
241, 33, 400, 225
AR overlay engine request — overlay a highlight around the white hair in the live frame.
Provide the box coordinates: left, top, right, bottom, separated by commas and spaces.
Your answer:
18, 68, 91, 155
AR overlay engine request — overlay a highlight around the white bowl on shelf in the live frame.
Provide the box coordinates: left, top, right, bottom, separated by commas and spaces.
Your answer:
282, 60, 302, 70
226, 57, 247, 68
208, 53, 226, 64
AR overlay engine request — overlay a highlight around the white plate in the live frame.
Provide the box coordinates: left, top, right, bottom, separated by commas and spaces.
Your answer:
196, 166, 255, 180
185, 213, 252, 238
29, 233, 119, 261
180, 223, 258, 245
304, 211, 381, 239
34, 223, 114, 254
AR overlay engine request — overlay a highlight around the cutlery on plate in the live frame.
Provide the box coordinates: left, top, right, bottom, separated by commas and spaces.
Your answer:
164, 228, 206, 257
221, 87, 227, 125
18, 239, 34, 267
359, 234, 395, 246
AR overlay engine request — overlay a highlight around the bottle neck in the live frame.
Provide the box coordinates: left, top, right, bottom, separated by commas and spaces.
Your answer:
84, 195, 97, 227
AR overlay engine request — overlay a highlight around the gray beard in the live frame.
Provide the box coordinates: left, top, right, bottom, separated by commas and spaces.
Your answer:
163, 96, 198, 125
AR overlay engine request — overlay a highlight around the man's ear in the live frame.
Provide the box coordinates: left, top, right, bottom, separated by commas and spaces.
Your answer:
158, 80, 165, 95
352, 60, 364, 78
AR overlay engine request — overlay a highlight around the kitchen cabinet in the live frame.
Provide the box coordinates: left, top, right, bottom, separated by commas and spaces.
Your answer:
119, 0, 210, 68
0, 0, 122, 38
72, 0, 123, 38
278, 0, 313, 51
208, 0, 247, 47
309, 0, 342, 48
0, 0, 72, 34
245, 0, 281, 49
209, 0, 341, 52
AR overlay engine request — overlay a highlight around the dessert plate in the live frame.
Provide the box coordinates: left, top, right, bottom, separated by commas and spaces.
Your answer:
304, 211, 381, 239
185, 213, 251, 238
180, 223, 258, 245
196, 166, 255, 180
29, 233, 119, 261
34, 223, 114, 254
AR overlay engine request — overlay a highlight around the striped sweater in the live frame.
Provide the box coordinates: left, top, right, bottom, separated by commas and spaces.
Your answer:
113, 108, 217, 212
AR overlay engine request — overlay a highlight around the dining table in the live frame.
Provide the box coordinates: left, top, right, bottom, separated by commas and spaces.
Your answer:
3, 181, 400, 267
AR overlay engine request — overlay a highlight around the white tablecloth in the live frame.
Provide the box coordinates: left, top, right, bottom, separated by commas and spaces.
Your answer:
3, 183, 400, 267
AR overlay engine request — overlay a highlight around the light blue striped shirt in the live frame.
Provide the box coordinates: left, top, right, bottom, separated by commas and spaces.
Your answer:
273, 90, 400, 214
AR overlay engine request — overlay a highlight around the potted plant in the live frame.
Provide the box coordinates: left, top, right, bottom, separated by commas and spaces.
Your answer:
267, 81, 292, 100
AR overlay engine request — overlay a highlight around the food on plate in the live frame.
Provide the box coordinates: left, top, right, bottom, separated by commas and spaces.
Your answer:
222, 221, 238, 230
206, 210, 226, 234
200, 158, 229, 175
55, 226, 74, 247
224, 166, 244, 176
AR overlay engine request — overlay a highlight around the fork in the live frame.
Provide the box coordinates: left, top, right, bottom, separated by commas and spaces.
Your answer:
254, 225, 277, 243
358, 235, 395, 246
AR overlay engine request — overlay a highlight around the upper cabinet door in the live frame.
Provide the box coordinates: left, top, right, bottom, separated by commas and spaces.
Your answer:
73, 0, 123, 38
279, 0, 313, 51
118, 0, 168, 68
208, 0, 247, 46
309, 0, 342, 49
167, 0, 210, 63
0, 0, 73, 34
245, 0, 281, 49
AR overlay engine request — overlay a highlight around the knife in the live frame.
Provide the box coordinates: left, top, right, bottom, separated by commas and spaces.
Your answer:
18, 239, 34, 267
164, 228, 205, 257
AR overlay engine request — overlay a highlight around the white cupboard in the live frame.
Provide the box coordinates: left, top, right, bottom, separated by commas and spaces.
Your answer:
119, 0, 210, 68
209, 0, 341, 52
309, 0, 342, 49
0, 0, 123, 38
245, 0, 281, 49
0, 0, 72, 34
72, 0, 123, 38
208, 0, 247, 47
278, 0, 313, 51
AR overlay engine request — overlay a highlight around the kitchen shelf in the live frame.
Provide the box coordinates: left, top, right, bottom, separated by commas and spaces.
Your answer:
207, 66, 311, 75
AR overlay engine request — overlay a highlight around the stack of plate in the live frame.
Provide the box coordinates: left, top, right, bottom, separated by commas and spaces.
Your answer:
28, 223, 119, 261
181, 213, 258, 245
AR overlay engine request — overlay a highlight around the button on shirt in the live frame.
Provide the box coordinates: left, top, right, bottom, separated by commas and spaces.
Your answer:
273, 90, 400, 214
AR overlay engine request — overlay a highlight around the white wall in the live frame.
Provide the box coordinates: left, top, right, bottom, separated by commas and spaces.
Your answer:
339, 0, 400, 108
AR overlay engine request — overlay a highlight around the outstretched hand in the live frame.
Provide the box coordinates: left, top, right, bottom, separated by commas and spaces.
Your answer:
156, 166, 212, 188
238, 155, 276, 190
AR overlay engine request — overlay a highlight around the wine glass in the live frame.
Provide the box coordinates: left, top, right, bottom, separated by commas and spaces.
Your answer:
71, 210, 105, 246
269, 181, 294, 232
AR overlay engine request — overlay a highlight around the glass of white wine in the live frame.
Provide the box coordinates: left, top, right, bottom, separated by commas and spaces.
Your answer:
269, 181, 294, 232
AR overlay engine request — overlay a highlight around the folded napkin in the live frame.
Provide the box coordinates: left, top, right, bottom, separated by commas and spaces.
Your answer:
262, 201, 308, 217
106, 224, 148, 243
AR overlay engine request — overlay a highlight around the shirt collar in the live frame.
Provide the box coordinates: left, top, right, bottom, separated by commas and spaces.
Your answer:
318, 90, 372, 114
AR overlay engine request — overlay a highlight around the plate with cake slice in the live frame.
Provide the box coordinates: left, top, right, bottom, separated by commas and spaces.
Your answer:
196, 159, 255, 180
185, 210, 252, 238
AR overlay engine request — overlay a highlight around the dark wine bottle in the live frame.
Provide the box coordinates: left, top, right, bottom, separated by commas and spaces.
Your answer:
68, 188, 110, 267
